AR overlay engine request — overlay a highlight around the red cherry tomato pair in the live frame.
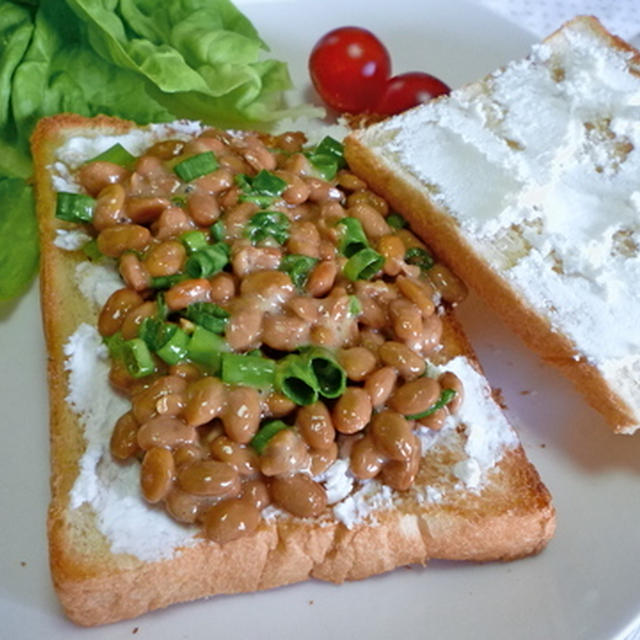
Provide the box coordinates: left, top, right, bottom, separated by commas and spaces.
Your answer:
309, 26, 450, 115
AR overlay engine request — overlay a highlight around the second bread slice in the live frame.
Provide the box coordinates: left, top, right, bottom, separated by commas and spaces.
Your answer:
345, 16, 640, 434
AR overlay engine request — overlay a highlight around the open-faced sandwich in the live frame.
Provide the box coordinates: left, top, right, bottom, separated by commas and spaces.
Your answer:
32, 113, 554, 625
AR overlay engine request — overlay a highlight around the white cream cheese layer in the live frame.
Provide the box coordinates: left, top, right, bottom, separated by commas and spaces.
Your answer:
368, 23, 640, 424
65, 323, 199, 560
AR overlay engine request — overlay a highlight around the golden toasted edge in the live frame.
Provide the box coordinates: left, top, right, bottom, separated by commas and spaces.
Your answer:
344, 16, 640, 434
550, 16, 640, 71
33, 114, 554, 626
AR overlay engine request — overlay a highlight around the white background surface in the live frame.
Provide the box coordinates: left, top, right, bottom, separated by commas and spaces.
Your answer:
1, 0, 640, 638
472, 0, 640, 41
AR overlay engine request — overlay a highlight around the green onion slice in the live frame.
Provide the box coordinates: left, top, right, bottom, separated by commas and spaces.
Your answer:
274, 354, 319, 406
138, 317, 171, 351
405, 247, 435, 271
180, 230, 209, 254
211, 220, 226, 242
174, 151, 218, 182
149, 273, 189, 290
104, 332, 126, 360
306, 154, 338, 181
300, 347, 347, 399
122, 338, 155, 378
155, 326, 189, 365
246, 211, 290, 245
236, 170, 287, 208
343, 248, 384, 281
386, 213, 407, 229
85, 143, 135, 167
82, 239, 102, 261
315, 136, 345, 163
220, 352, 276, 388
156, 292, 169, 321
280, 254, 318, 289
183, 302, 229, 334
185, 242, 229, 278
55, 192, 95, 223
187, 326, 229, 375
348, 294, 362, 316
305, 136, 346, 181
138, 318, 188, 365
250, 420, 290, 454
405, 388, 457, 420
336, 217, 369, 257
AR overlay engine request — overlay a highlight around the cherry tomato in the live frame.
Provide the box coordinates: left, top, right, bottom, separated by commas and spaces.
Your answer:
375, 72, 451, 115
309, 26, 391, 113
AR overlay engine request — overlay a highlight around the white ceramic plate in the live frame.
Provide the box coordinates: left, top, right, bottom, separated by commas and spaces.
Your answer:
2, 1, 640, 638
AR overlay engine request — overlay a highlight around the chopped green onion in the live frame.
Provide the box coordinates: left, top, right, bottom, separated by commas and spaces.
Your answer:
300, 347, 346, 399
187, 326, 228, 374
180, 230, 209, 254
348, 294, 362, 316
220, 352, 276, 388
173, 151, 218, 182
405, 247, 435, 271
55, 192, 95, 223
121, 338, 155, 378
405, 388, 457, 420
211, 220, 226, 242
315, 136, 345, 163
185, 242, 229, 278
85, 143, 135, 167
274, 354, 319, 406
251, 170, 288, 195
234, 174, 255, 196
82, 239, 102, 261
386, 213, 407, 229
306, 154, 339, 181
149, 273, 189, 290
156, 292, 169, 320
104, 332, 126, 360
171, 194, 187, 206
250, 420, 290, 454
337, 217, 369, 257
138, 317, 171, 351
138, 317, 189, 364
343, 248, 384, 281
305, 136, 346, 181
246, 211, 290, 245
280, 254, 318, 289
155, 326, 189, 365
236, 170, 288, 208
184, 302, 229, 334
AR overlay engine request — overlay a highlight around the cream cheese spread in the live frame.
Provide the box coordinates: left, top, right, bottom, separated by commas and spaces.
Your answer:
53, 228, 92, 251
65, 323, 198, 561
367, 22, 640, 426
74, 261, 123, 310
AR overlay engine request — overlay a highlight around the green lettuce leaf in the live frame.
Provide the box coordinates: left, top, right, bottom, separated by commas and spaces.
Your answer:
0, 178, 37, 300
0, 3, 34, 178
65, 0, 298, 126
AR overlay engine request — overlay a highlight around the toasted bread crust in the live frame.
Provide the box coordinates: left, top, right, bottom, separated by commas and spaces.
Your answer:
33, 114, 554, 626
345, 16, 640, 434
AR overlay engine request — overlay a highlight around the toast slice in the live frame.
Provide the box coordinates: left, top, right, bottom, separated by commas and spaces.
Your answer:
32, 114, 554, 626
345, 16, 640, 434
